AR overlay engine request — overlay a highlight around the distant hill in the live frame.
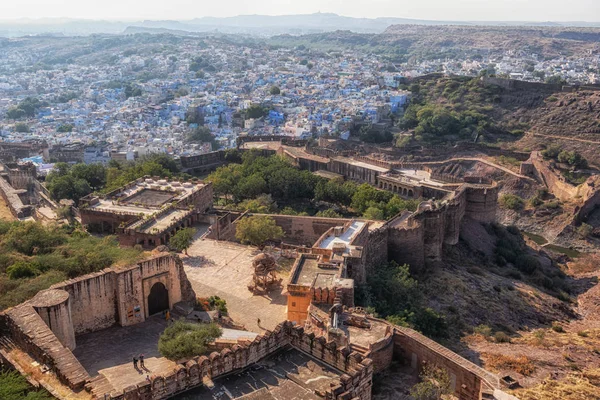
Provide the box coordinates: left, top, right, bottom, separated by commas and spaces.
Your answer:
269, 24, 600, 60
0, 13, 599, 37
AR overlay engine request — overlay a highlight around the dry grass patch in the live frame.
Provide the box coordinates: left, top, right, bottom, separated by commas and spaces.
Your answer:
515, 368, 600, 400
515, 328, 600, 350
483, 353, 536, 376
568, 253, 600, 274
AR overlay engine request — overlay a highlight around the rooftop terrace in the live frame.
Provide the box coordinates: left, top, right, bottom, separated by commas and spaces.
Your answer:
388, 168, 446, 187
318, 221, 366, 250
292, 256, 322, 286
87, 178, 205, 215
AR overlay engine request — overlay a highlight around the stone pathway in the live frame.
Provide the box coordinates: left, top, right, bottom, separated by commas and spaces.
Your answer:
73, 315, 167, 376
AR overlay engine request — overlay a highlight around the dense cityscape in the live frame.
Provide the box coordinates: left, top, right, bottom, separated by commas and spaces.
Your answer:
0, 8, 599, 400
0, 32, 598, 169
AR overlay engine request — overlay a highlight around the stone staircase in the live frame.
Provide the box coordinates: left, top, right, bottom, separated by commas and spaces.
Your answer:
85, 374, 116, 399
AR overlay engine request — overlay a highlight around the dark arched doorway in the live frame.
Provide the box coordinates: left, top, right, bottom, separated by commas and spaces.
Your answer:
148, 282, 169, 316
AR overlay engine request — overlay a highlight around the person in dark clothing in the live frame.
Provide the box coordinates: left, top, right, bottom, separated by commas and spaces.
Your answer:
133, 356, 138, 369
139, 354, 145, 368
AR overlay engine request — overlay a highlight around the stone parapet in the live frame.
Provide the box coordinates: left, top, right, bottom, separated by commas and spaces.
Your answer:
107, 321, 373, 400
2, 305, 89, 390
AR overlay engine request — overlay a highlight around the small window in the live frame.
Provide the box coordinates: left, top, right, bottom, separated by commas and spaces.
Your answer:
292, 302, 296, 307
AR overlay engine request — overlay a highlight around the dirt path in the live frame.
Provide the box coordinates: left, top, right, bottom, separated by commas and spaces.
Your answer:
528, 131, 600, 145
419, 157, 535, 181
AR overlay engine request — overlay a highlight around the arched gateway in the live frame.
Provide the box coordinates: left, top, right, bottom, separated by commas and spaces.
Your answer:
148, 282, 169, 316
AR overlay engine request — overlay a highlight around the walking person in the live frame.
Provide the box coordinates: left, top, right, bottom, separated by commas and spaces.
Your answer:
133, 356, 138, 369
139, 354, 145, 369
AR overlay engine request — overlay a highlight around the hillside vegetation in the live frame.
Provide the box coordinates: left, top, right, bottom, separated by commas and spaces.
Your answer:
270, 25, 600, 62
0, 221, 143, 310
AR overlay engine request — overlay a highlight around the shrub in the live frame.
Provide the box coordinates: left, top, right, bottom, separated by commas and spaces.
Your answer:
577, 330, 589, 337
506, 270, 522, 280
158, 320, 222, 360
484, 353, 535, 376
515, 255, 541, 275
541, 145, 561, 159
6, 261, 38, 280
467, 266, 484, 275
474, 324, 492, 337
529, 195, 543, 207
551, 323, 565, 333
0, 369, 52, 400
207, 295, 228, 315
499, 194, 524, 210
533, 330, 546, 345
494, 331, 511, 343
410, 364, 452, 400
577, 223, 593, 239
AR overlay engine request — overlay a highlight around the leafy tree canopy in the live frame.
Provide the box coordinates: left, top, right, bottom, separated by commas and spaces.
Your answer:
187, 126, 217, 150
235, 215, 284, 247
169, 228, 197, 255
158, 320, 222, 360
0, 369, 52, 400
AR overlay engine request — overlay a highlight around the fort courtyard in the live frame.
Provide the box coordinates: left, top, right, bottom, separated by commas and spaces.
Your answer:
182, 238, 289, 332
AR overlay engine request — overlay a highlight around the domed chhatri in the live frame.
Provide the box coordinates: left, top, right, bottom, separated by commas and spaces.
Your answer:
248, 252, 281, 294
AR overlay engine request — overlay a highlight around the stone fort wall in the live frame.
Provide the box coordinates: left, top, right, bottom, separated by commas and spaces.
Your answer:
109, 321, 373, 400
393, 325, 500, 400
0, 253, 195, 391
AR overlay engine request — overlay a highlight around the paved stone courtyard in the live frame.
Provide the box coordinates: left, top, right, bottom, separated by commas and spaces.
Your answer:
73, 315, 168, 376
182, 239, 288, 333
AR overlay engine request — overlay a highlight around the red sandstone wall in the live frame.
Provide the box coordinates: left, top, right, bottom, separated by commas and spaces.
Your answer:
2, 305, 89, 390
115, 322, 373, 400
393, 327, 499, 400
52, 270, 118, 335
388, 224, 425, 273
258, 214, 352, 246
464, 185, 498, 223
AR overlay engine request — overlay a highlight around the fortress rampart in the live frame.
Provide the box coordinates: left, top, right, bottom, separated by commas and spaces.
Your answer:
0, 253, 194, 390
111, 321, 373, 400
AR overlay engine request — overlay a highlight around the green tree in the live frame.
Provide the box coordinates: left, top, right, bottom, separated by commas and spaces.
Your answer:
14, 123, 29, 133
269, 86, 281, 95
3, 222, 66, 256
158, 320, 222, 360
244, 104, 268, 119
499, 194, 524, 211
363, 206, 385, 220
187, 126, 217, 150
233, 194, 277, 213
351, 183, 392, 214
546, 75, 567, 86
57, 124, 74, 133
410, 364, 452, 400
124, 83, 142, 99
169, 228, 197, 255
235, 215, 284, 247
46, 175, 91, 204
70, 163, 107, 190
0, 369, 52, 400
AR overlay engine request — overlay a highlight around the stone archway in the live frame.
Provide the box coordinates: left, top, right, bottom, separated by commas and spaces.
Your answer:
148, 282, 169, 316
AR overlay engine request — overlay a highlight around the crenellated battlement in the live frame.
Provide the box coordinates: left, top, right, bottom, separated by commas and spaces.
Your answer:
112, 321, 373, 400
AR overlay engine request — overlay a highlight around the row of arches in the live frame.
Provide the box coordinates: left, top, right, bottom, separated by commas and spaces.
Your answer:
378, 181, 415, 198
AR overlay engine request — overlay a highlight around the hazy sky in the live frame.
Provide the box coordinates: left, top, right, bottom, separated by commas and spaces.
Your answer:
2, 0, 599, 22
